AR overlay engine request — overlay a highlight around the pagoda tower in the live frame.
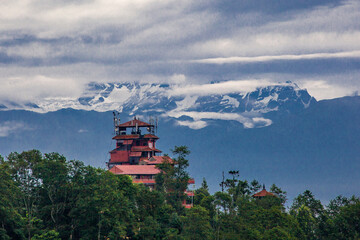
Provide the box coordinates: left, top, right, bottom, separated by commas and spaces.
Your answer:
107, 115, 161, 168
107, 114, 194, 207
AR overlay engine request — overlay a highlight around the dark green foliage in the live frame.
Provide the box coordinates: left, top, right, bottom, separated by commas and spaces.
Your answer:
156, 146, 190, 214
182, 206, 213, 240
270, 183, 287, 205
290, 190, 324, 217
0, 158, 25, 239
250, 179, 261, 193
31, 230, 61, 240
290, 190, 324, 239
1, 150, 360, 239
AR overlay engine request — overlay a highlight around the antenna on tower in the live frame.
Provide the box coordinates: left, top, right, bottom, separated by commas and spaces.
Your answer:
113, 111, 120, 135
113, 111, 116, 134
117, 112, 121, 126
148, 116, 155, 134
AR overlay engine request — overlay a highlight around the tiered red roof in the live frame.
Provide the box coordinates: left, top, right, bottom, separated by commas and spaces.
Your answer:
117, 119, 153, 128
113, 134, 159, 140
143, 134, 159, 139
141, 156, 173, 165
253, 188, 275, 197
131, 146, 162, 152
112, 134, 140, 140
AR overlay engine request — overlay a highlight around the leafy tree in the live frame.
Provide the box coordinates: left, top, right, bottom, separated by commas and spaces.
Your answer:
214, 191, 232, 214
7, 150, 43, 240
156, 146, 190, 213
33, 153, 69, 234
69, 167, 135, 239
201, 177, 209, 190
135, 184, 165, 222
181, 206, 213, 240
254, 195, 283, 210
327, 195, 351, 217
137, 216, 161, 240
250, 180, 261, 193
262, 226, 292, 240
194, 178, 210, 205
31, 230, 60, 240
330, 197, 360, 239
290, 190, 323, 217
4, 149, 360, 240
194, 178, 215, 219
270, 184, 287, 206
0, 157, 25, 239
294, 205, 316, 239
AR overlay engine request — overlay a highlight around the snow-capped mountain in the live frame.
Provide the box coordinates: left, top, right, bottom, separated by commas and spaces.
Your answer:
0, 81, 316, 129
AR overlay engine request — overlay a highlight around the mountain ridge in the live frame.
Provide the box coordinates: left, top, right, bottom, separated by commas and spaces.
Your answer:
0, 81, 316, 129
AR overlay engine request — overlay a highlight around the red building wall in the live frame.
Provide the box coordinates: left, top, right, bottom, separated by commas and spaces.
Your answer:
110, 151, 129, 163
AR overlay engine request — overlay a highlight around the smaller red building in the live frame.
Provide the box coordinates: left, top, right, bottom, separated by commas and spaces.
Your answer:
253, 185, 275, 198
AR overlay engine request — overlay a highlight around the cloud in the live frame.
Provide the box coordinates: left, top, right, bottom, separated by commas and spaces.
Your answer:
0, 0, 359, 103
300, 80, 355, 100
167, 110, 272, 129
0, 75, 84, 104
78, 129, 88, 133
169, 79, 289, 96
0, 121, 29, 137
176, 120, 208, 129
193, 50, 360, 64
169, 74, 187, 84
189, 1, 360, 58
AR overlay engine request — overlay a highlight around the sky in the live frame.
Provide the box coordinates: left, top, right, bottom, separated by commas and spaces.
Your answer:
1, 0, 360, 106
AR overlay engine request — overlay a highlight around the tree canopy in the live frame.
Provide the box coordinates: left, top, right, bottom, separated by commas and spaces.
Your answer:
0, 149, 359, 239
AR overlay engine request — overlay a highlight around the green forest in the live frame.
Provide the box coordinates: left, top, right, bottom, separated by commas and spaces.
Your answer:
1, 147, 359, 240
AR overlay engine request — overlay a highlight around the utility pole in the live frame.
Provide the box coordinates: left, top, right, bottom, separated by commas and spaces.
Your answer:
220, 171, 225, 192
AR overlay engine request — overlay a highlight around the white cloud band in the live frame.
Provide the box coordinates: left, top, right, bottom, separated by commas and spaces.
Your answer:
193, 50, 360, 64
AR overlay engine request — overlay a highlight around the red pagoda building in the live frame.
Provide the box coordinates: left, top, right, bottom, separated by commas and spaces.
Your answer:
107, 114, 194, 205
252, 185, 275, 199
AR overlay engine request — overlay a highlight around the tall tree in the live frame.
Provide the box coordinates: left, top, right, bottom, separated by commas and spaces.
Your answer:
7, 150, 43, 240
290, 190, 324, 240
181, 206, 213, 240
156, 146, 190, 213
34, 153, 69, 234
0, 157, 25, 239
270, 184, 287, 206
290, 190, 324, 217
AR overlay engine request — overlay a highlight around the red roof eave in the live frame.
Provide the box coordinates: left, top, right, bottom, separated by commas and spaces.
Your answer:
131, 146, 162, 152
112, 134, 140, 140
117, 119, 154, 128
110, 165, 160, 175
253, 189, 275, 197
143, 134, 159, 139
